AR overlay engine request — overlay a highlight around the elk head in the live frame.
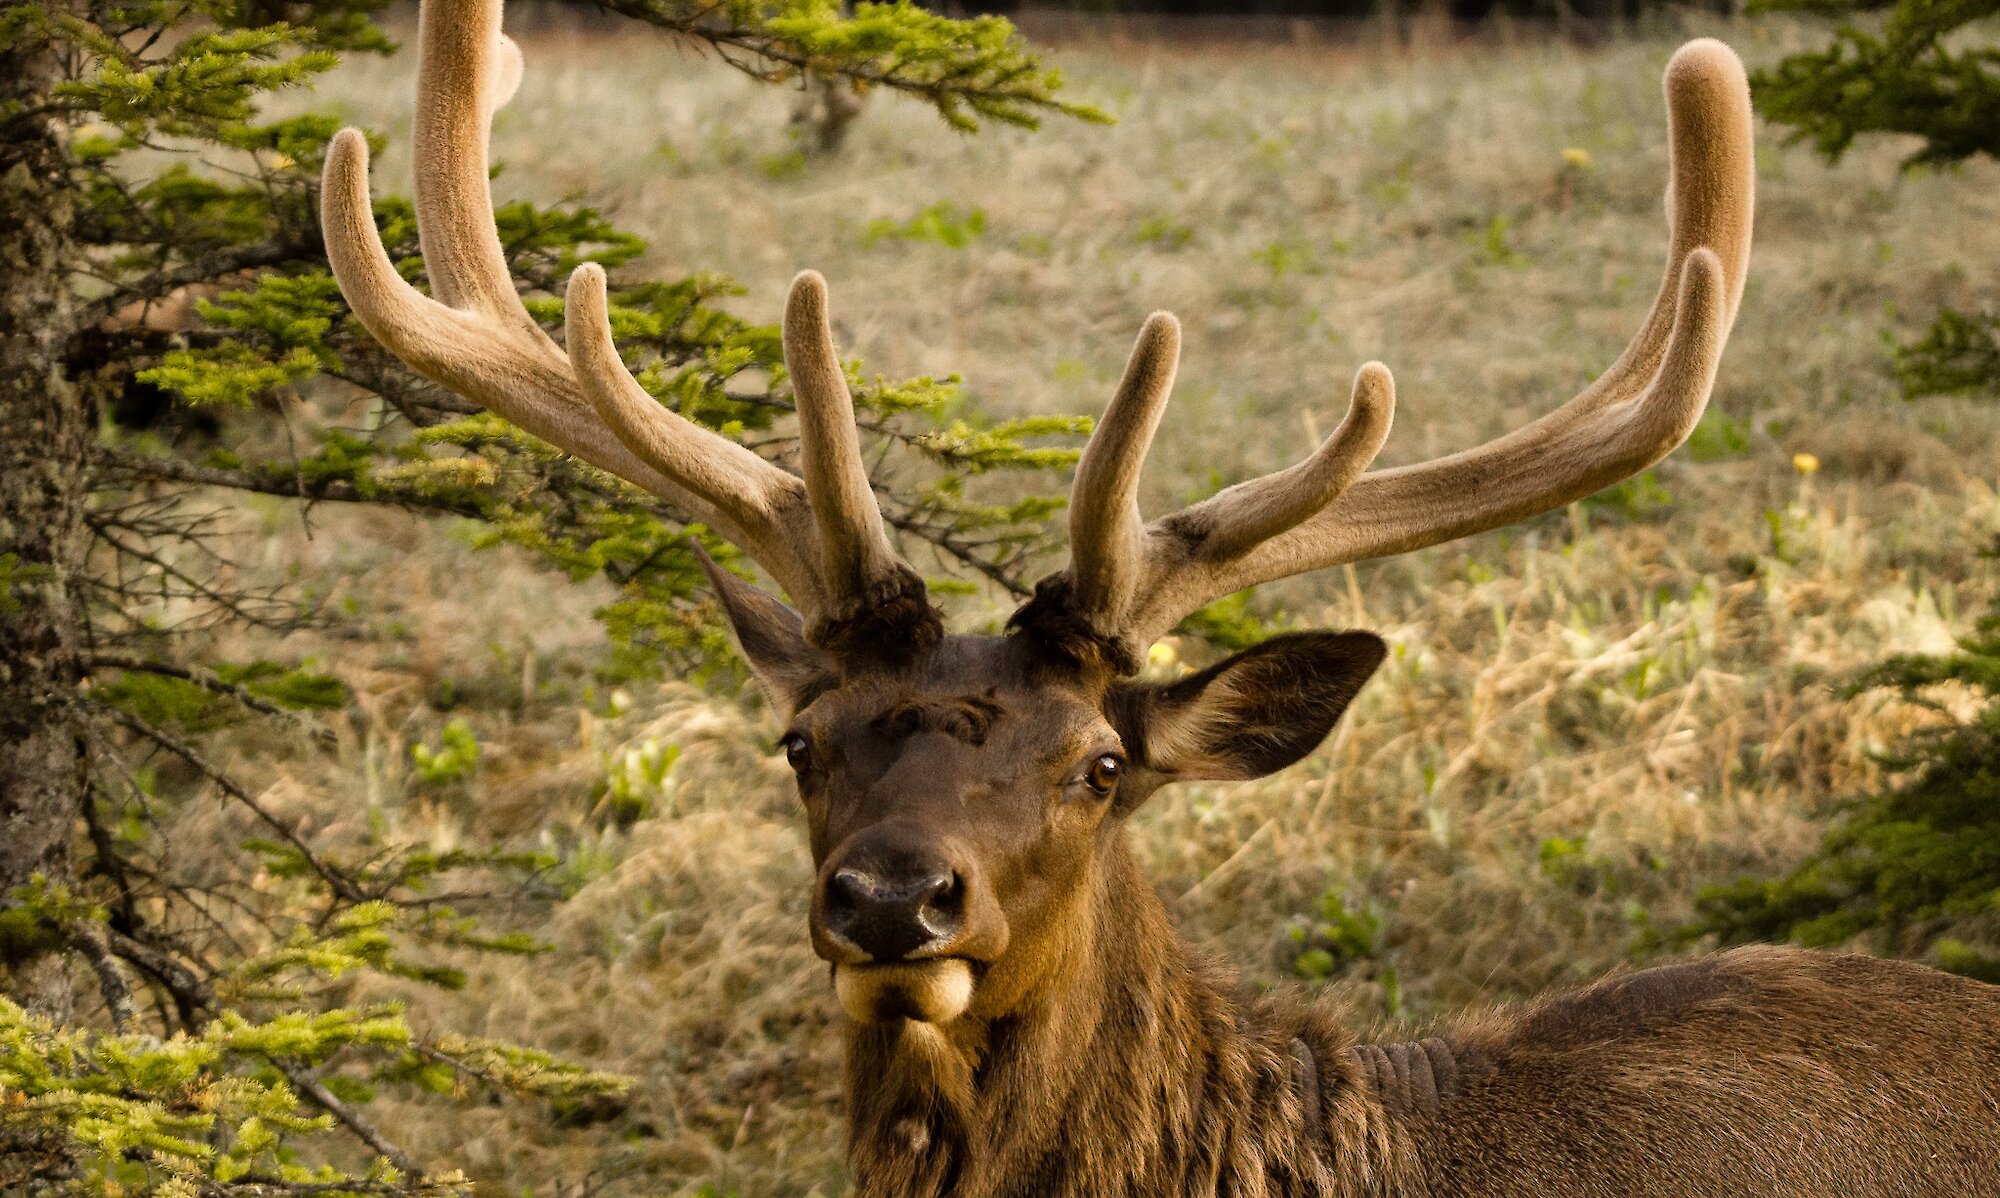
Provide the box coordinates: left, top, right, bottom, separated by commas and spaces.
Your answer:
321, 0, 1752, 1030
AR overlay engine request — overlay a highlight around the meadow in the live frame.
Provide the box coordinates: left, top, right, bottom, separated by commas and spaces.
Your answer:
206, 11, 2000, 1194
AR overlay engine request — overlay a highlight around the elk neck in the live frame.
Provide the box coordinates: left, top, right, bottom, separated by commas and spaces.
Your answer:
842, 837, 1406, 1198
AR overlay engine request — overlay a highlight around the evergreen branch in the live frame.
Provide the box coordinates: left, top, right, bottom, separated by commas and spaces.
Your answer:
98, 928, 429, 1181
85, 652, 339, 744
590, 0, 1109, 130
96, 447, 492, 518
196, 1180, 464, 1198
75, 235, 318, 327
1749, 0, 2000, 167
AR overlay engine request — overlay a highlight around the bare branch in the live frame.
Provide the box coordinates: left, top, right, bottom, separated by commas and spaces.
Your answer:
91, 704, 364, 904
279, 1063, 422, 1179
66, 920, 136, 1031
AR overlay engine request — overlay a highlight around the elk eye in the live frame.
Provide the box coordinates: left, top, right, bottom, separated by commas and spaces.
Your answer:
780, 732, 812, 772
1084, 754, 1122, 796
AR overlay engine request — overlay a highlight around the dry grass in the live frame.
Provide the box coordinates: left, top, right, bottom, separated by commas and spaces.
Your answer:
196, 13, 2000, 1195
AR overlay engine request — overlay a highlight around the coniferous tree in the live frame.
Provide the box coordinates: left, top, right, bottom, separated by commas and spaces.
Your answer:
1688, 0, 2000, 977
1753, 0, 2000, 398
0, 3, 1100, 1191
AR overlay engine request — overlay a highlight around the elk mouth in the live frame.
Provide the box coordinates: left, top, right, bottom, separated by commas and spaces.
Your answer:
834, 958, 975, 1024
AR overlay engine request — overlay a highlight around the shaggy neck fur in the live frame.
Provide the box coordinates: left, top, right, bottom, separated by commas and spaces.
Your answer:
843, 844, 1408, 1198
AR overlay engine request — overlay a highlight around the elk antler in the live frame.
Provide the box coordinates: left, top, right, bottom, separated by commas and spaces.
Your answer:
1029, 39, 1754, 669
320, 0, 929, 644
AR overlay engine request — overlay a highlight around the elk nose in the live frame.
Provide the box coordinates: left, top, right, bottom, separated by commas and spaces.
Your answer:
825, 866, 962, 962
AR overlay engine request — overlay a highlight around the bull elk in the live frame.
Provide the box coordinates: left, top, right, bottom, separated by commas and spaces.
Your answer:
321, 4, 2000, 1194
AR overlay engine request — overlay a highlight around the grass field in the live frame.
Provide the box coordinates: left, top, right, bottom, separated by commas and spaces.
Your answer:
217, 12, 2000, 1194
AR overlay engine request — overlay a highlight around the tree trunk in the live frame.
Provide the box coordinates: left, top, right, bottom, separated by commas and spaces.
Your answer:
0, 14, 91, 1018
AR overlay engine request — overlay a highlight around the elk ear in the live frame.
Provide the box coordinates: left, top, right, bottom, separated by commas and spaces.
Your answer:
1119, 631, 1386, 783
696, 547, 833, 716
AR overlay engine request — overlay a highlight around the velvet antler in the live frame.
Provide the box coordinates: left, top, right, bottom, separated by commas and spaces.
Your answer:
1028, 39, 1753, 668
320, 0, 929, 644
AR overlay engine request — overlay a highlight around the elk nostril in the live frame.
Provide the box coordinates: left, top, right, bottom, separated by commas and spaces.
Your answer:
829, 868, 872, 913
823, 866, 963, 962
912, 871, 952, 908
913, 871, 961, 927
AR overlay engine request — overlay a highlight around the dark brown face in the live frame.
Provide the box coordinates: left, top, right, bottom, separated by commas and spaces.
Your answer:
706, 565, 1386, 1025
777, 637, 1125, 1022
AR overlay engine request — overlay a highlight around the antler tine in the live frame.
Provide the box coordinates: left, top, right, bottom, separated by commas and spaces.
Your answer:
322, 0, 842, 611
1168, 362, 1396, 562
1055, 38, 1752, 660
1559, 38, 1754, 419
1064, 313, 1181, 637
408, 0, 521, 319
564, 266, 821, 578
782, 272, 934, 637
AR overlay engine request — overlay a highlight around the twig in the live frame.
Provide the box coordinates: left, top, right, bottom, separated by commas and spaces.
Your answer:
197, 1178, 462, 1198
278, 1063, 422, 1179
92, 704, 364, 904
67, 920, 136, 1031
75, 236, 315, 326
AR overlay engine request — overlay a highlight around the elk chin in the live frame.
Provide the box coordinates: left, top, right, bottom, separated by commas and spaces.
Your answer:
835, 959, 974, 1024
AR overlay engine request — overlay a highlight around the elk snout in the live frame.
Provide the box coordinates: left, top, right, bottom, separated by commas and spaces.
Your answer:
822, 861, 964, 963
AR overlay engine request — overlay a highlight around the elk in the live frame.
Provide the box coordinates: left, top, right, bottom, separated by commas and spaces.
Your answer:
321, 4, 2000, 1195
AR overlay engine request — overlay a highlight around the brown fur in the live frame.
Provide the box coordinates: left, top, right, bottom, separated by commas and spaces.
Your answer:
730, 628, 2000, 1198
849, 839, 2000, 1197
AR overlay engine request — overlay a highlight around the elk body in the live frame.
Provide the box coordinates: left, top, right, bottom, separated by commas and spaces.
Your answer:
321, 5, 2000, 1194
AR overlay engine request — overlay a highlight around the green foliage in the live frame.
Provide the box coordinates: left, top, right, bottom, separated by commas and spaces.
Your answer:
1288, 891, 1385, 980
862, 199, 989, 248
1897, 306, 2000, 398
1685, 606, 2000, 978
1134, 210, 1195, 250
1752, 2, 1999, 406
1582, 469, 1675, 523
410, 719, 481, 788
1685, 407, 1754, 462
0, 551, 39, 615
1287, 890, 1402, 1016
1750, 0, 2000, 169
594, 0, 1111, 132
93, 661, 347, 735
1178, 589, 1287, 652
1460, 213, 1528, 269
1691, 0, 2000, 982
600, 737, 682, 826
0, 896, 622, 1197
1539, 835, 1629, 896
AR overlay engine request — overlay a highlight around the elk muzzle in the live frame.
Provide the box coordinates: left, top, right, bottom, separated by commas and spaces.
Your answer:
813, 832, 1000, 1024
